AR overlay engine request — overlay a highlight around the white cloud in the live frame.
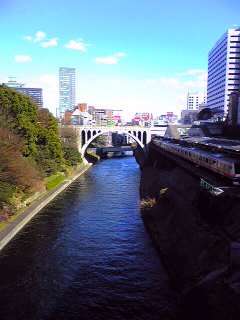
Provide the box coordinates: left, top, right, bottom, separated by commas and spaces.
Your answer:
24, 31, 46, 43
160, 77, 184, 88
94, 52, 126, 65
157, 69, 208, 89
27, 74, 58, 115
41, 38, 58, 48
64, 39, 90, 52
37, 74, 58, 86
176, 69, 206, 76
160, 76, 207, 89
115, 52, 127, 57
14, 55, 32, 63
34, 31, 46, 42
95, 56, 118, 65
24, 35, 33, 41
144, 79, 158, 86
160, 77, 207, 90
0, 76, 9, 84
197, 72, 208, 81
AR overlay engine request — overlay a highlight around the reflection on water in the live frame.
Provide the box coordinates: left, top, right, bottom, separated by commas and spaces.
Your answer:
0, 157, 178, 320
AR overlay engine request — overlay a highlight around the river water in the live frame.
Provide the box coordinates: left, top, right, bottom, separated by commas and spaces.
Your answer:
0, 157, 178, 320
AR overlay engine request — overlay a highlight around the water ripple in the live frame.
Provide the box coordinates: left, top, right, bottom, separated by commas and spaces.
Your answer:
0, 157, 178, 320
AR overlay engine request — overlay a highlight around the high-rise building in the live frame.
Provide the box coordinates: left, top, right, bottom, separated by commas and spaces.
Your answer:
18, 87, 43, 108
187, 92, 206, 111
59, 67, 76, 118
3, 79, 43, 108
207, 27, 240, 119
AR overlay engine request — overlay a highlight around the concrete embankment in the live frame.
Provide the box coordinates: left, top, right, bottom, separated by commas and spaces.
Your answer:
137, 146, 240, 319
0, 163, 92, 251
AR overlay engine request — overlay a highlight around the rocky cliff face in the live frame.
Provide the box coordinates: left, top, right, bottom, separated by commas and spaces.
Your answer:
138, 146, 240, 319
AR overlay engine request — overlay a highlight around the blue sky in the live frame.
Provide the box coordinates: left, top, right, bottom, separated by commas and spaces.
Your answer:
0, 0, 240, 118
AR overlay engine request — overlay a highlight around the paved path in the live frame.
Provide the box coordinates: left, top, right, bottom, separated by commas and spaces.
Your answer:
0, 164, 92, 251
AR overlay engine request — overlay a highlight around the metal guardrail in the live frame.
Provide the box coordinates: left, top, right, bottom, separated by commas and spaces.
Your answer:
200, 178, 224, 196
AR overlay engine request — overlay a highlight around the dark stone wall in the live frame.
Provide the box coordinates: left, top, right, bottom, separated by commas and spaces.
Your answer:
138, 146, 240, 319
223, 125, 240, 139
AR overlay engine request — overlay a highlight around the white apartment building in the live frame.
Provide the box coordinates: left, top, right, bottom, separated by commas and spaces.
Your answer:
59, 67, 76, 118
207, 27, 240, 119
187, 92, 206, 110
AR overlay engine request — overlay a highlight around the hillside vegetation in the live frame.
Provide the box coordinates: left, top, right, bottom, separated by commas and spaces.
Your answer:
0, 85, 82, 222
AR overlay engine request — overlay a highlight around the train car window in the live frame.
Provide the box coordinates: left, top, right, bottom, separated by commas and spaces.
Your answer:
212, 160, 217, 166
206, 158, 208, 163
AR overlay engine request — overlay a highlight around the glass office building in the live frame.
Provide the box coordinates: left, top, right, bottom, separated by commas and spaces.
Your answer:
59, 67, 76, 118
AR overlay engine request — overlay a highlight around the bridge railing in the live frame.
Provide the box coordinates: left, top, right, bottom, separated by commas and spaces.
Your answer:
72, 125, 153, 131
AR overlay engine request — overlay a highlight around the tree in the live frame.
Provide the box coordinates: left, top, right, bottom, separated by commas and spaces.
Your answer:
60, 126, 82, 165
197, 108, 213, 121
0, 127, 41, 191
36, 109, 64, 174
60, 126, 79, 149
0, 85, 39, 155
0, 86, 66, 175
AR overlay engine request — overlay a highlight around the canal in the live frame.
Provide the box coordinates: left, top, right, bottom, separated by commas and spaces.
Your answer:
0, 157, 178, 320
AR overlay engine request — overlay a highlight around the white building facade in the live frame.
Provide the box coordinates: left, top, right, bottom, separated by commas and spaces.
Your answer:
207, 27, 240, 119
187, 92, 206, 110
70, 109, 93, 126
59, 67, 76, 118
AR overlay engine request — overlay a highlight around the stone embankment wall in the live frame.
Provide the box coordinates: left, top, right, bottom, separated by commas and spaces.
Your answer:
137, 146, 240, 319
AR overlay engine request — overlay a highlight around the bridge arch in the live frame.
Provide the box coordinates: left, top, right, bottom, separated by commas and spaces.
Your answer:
87, 130, 91, 140
81, 130, 145, 158
143, 131, 147, 145
81, 130, 86, 146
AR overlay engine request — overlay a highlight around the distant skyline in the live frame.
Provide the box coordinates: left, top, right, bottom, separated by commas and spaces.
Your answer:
0, 0, 239, 119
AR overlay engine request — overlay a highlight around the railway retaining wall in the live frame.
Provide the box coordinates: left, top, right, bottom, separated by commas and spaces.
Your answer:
137, 145, 240, 319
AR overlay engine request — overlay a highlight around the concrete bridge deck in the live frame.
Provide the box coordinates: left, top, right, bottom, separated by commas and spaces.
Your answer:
101, 146, 135, 152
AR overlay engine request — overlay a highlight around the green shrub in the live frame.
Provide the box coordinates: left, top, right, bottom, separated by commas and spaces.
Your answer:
63, 147, 82, 166
46, 173, 65, 191
86, 151, 100, 161
0, 182, 15, 204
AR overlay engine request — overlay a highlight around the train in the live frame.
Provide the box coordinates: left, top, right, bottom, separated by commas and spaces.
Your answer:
152, 136, 240, 185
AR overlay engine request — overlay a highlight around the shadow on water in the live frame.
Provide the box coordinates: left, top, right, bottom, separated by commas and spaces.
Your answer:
174, 288, 216, 320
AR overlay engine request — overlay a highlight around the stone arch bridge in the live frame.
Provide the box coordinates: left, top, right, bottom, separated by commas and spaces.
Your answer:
67, 126, 153, 158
